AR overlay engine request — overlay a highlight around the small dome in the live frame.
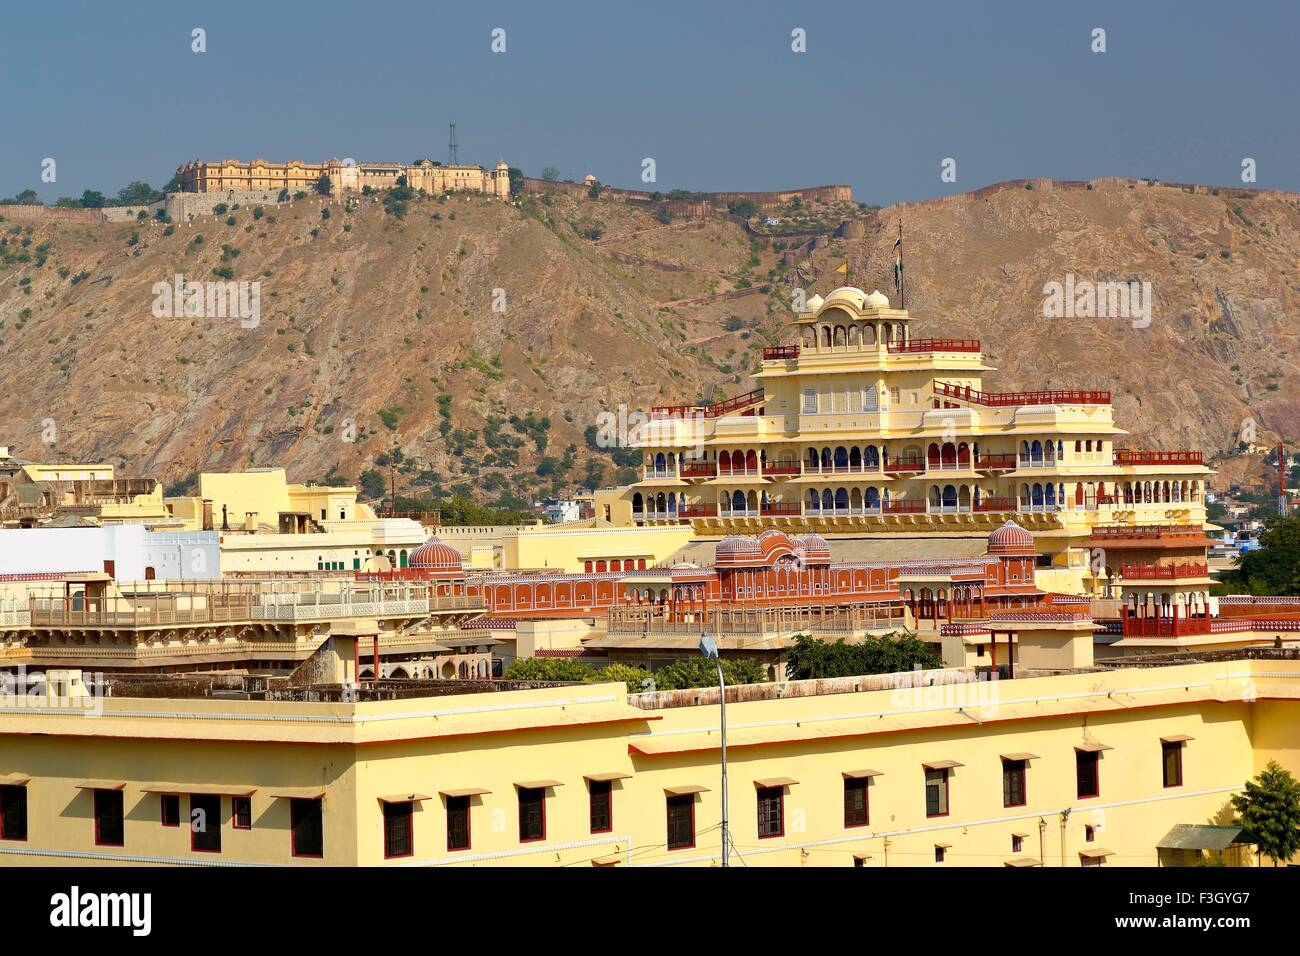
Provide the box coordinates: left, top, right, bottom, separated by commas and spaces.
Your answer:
716, 535, 759, 557
865, 289, 890, 309
804, 293, 825, 313
825, 287, 866, 308
987, 520, 1035, 555
408, 534, 463, 572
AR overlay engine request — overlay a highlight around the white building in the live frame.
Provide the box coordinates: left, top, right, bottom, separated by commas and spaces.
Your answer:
0, 526, 220, 580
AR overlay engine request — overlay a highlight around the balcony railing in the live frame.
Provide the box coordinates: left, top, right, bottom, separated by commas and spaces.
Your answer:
763, 464, 802, 477
642, 468, 677, 479
935, 381, 1111, 407
717, 468, 760, 478
887, 338, 981, 354
678, 504, 718, 518
762, 345, 800, 360
883, 498, 928, 514
651, 388, 765, 420
680, 463, 717, 479
760, 502, 801, 516
972, 496, 1015, 512
1119, 563, 1210, 580
1113, 450, 1204, 466
974, 454, 1017, 471
883, 456, 926, 474
804, 463, 878, 476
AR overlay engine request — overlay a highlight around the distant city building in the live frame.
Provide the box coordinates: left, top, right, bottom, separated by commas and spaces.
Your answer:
175, 158, 511, 200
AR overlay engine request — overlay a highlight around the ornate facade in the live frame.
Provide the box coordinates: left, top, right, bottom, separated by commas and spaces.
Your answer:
175, 158, 511, 200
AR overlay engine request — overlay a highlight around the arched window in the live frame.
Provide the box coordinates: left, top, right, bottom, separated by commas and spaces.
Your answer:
834, 446, 849, 469
745, 450, 758, 473
1032, 483, 1044, 507
719, 450, 732, 474
943, 485, 958, 509
732, 490, 746, 512
849, 447, 862, 468
834, 488, 849, 511
864, 446, 880, 468
807, 489, 820, 511
822, 489, 834, 511
806, 447, 819, 470
865, 487, 881, 510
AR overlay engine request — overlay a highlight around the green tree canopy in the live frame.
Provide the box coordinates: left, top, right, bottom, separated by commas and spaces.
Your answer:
78, 190, 107, 208
1231, 760, 1300, 866
784, 632, 941, 681
1222, 512, 1300, 595
116, 181, 163, 205
653, 656, 767, 690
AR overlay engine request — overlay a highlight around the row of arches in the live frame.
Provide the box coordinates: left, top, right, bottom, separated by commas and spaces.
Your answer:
800, 320, 908, 351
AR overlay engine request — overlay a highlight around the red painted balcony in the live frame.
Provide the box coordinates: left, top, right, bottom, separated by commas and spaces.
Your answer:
763, 464, 802, 478
934, 381, 1111, 407
972, 496, 1015, 513
887, 338, 981, 354
762, 345, 800, 360
1113, 450, 1204, 466
680, 463, 717, 479
883, 497, 928, 514
1120, 613, 1212, 638
679, 504, 718, 518
651, 388, 765, 420
760, 501, 801, 516
883, 456, 926, 474
1119, 563, 1210, 580
974, 454, 1017, 471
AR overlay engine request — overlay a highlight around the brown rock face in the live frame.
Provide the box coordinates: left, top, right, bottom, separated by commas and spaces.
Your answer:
0, 179, 1295, 496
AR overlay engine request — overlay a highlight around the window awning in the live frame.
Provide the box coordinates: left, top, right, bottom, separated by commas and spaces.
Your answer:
75, 780, 126, 790
1160, 734, 1194, 743
1157, 824, 1251, 851
0, 773, 30, 786
1005, 857, 1041, 867
439, 787, 491, 798
514, 780, 564, 790
1075, 741, 1113, 753
664, 784, 710, 796
267, 787, 326, 800
141, 783, 256, 797
842, 769, 884, 779
923, 760, 964, 770
378, 793, 432, 803
934, 842, 952, 849
1079, 847, 1113, 859
1000, 752, 1040, 762
754, 776, 798, 788
584, 772, 633, 783
853, 852, 872, 861
591, 852, 623, 866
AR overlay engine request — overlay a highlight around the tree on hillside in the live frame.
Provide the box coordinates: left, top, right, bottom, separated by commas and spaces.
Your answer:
314, 174, 331, 196
508, 166, 524, 196
1231, 760, 1300, 866
78, 190, 107, 208
541, 167, 561, 182
116, 181, 163, 205
1222, 512, 1300, 595
727, 199, 758, 218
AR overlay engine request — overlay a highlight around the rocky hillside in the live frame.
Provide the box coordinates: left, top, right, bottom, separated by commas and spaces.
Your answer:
0, 178, 1295, 502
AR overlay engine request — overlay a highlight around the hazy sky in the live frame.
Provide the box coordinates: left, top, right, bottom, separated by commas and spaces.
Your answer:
2, 0, 1296, 204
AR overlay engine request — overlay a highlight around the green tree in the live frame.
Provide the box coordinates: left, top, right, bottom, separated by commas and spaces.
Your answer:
541, 167, 561, 182
784, 632, 941, 681
358, 468, 386, 500
508, 166, 524, 195
505, 658, 596, 682
1231, 760, 1300, 866
1222, 512, 1300, 595
599, 663, 654, 693
79, 190, 107, 208
314, 174, 332, 196
727, 198, 758, 218
653, 656, 767, 690
116, 181, 162, 205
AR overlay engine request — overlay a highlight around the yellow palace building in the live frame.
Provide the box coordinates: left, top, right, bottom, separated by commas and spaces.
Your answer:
0, 641, 1293, 868
630, 288, 1211, 593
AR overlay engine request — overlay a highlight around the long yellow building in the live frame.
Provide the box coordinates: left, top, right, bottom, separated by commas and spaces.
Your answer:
0, 646, 1290, 867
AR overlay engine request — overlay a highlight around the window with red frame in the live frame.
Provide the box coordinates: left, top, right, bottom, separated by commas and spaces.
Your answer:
757, 786, 784, 838
518, 787, 545, 843
589, 780, 612, 834
666, 794, 695, 850
160, 793, 180, 828
190, 794, 221, 853
290, 798, 323, 858
1012, 834, 1024, 853
93, 789, 124, 847
446, 796, 471, 851
843, 778, 869, 827
1002, 758, 1027, 808
232, 796, 252, 830
0, 785, 26, 841
383, 801, 414, 858
1161, 741, 1184, 788
1076, 750, 1100, 799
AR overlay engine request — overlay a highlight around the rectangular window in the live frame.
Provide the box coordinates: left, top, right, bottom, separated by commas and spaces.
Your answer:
666, 794, 695, 851
1002, 759, 1027, 808
1162, 741, 1184, 788
934, 845, 946, 863
1012, 834, 1024, 853
1085, 824, 1096, 843
801, 389, 818, 414
383, 801, 414, 859
160, 793, 180, 828
1076, 750, 1100, 799
843, 778, 869, 828
589, 780, 612, 834
290, 798, 324, 858
0, 785, 27, 841
757, 786, 784, 839
446, 796, 471, 851
94, 789, 124, 847
190, 794, 221, 853
924, 768, 949, 818
232, 796, 252, 830
518, 787, 546, 843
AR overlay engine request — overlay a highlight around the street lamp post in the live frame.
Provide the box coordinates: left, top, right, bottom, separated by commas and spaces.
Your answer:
699, 631, 728, 867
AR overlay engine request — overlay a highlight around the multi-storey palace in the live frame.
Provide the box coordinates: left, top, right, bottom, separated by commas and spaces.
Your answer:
175, 158, 511, 200
630, 287, 1212, 595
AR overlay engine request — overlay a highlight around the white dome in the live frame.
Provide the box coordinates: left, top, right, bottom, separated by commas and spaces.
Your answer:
804, 294, 824, 312
865, 289, 890, 309
825, 286, 866, 307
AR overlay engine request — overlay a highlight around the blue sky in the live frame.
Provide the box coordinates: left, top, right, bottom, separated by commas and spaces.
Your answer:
2, 0, 1296, 204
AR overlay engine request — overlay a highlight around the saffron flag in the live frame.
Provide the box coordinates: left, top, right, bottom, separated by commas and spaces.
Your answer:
836, 260, 849, 275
